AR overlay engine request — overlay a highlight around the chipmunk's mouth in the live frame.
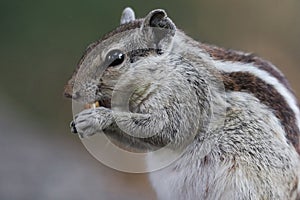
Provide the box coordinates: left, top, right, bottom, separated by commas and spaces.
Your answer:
84, 98, 111, 109
84, 101, 100, 109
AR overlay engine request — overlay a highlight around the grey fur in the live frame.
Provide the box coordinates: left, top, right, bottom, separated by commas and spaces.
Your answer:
66, 8, 300, 200
120, 7, 135, 25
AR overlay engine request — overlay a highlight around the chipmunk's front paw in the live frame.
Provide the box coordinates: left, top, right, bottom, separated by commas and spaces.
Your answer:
70, 107, 113, 138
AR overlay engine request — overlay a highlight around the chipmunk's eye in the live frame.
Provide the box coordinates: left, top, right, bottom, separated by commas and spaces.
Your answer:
105, 49, 125, 67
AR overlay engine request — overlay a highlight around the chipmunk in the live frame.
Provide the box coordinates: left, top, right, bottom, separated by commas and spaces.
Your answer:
64, 7, 300, 200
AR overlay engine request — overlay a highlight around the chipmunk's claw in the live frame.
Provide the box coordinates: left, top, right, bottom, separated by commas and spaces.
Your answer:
70, 121, 78, 134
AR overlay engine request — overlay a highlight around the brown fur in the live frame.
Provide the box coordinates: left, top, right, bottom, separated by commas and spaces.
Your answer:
222, 71, 300, 154
200, 43, 294, 93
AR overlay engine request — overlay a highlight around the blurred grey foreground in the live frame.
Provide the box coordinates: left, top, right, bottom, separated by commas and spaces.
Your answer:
0, 97, 155, 200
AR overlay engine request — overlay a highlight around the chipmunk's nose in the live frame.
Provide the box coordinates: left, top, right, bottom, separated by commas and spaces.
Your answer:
64, 84, 80, 99
64, 84, 73, 98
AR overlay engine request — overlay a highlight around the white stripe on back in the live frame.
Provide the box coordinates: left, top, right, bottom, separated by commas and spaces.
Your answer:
214, 60, 300, 131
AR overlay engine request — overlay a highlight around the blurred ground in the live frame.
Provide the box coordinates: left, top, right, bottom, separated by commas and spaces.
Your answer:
0, 96, 155, 200
0, 1, 299, 200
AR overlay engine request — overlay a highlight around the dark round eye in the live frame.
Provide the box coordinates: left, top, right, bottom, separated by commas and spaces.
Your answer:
105, 49, 125, 67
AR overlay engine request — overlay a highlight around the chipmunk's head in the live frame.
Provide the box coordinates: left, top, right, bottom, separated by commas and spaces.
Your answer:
64, 8, 176, 108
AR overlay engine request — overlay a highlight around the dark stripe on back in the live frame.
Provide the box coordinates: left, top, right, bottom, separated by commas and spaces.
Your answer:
200, 43, 294, 94
222, 72, 300, 154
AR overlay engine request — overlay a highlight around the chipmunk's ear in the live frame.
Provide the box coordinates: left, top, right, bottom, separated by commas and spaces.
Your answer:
142, 9, 176, 51
120, 7, 136, 25
142, 9, 176, 31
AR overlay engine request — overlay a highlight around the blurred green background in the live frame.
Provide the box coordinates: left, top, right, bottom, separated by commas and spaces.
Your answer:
0, 0, 299, 200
